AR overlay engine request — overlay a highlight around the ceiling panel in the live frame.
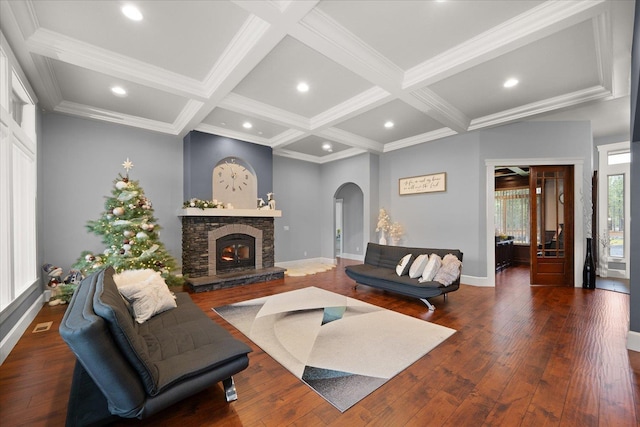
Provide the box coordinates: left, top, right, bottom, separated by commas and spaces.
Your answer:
428, 20, 601, 119
335, 99, 444, 143
317, 0, 545, 69
51, 60, 188, 122
231, 36, 375, 118
32, 0, 249, 81
201, 108, 290, 139
283, 135, 352, 157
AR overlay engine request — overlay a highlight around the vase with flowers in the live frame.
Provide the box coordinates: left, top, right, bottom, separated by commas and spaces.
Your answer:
389, 222, 404, 245
376, 208, 391, 245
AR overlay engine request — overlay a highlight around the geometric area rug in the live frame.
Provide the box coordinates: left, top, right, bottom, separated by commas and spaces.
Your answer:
213, 287, 456, 412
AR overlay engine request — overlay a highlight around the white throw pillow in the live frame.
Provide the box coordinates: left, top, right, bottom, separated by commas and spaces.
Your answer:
396, 254, 413, 276
408, 254, 429, 279
419, 253, 442, 283
434, 254, 463, 286
114, 269, 177, 323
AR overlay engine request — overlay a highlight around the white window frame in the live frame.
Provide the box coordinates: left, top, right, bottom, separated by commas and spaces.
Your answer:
0, 32, 38, 312
597, 141, 630, 279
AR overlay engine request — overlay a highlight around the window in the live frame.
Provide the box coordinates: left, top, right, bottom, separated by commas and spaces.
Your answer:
495, 188, 530, 244
597, 142, 630, 279
1, 38, 38, 311
607, 174, 625, 258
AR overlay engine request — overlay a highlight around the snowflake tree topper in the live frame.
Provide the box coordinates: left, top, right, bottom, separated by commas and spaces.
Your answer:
122, 158, 134, 177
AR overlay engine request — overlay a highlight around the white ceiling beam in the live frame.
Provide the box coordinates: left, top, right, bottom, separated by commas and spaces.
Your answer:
318, 127, 384, 153
220, 93, 310, 130
26, 28, 206, 99
469, 85, 612, 131
403, 0, 610, 90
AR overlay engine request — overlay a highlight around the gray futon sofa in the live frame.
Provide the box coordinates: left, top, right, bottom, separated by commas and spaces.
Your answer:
59, 266, 251, 426
345, 242, 463, 310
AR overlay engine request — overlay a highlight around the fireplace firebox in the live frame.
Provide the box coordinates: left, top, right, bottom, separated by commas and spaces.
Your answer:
217, 234, 255, 272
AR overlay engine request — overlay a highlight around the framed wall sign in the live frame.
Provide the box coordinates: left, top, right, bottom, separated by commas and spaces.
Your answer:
399, 172, 446, 195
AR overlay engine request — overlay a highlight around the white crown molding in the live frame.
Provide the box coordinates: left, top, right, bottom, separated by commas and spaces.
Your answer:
220, 92, 310, 130
310, 86, 391, 130
269, 128, 307, 148
26, 28, 205, 99
407, 88, 470, 132
30, 55, 62, 109
293, 8, 403, 89
273, 146, 365, 164
403, 0, 609, 90
194, 123, 273, 146
383, 128, 458, 153
55, 101, 179, 134
318, 127, 384, 153
592, 10, 613, 93
469, 85, 612, 131
174, 99, 205, 133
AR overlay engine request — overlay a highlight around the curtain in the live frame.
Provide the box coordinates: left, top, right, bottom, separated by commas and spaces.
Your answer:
495, 188, 530, 244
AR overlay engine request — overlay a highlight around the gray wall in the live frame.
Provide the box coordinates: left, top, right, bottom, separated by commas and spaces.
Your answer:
272, 156, 322, 261
380, 132, 483, 274
319, 153, 378, 259
40, 113, 183, 273
629, 0, 639, 335
378, 120, 592, 279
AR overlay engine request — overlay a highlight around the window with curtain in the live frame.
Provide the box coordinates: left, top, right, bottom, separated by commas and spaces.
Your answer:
495, 188, 530, 244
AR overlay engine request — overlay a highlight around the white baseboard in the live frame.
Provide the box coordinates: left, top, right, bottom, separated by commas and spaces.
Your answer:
627, 330, 640, 352
338, 253, 364, 261
0, 294, 44, 365
276, 257, 336, 268
461, 275, 494, 287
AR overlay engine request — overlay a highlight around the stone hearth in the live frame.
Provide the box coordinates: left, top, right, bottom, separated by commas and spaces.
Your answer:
180, 209, 284, 292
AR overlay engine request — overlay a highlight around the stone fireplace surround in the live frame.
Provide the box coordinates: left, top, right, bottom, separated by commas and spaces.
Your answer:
180, 209, 284, 292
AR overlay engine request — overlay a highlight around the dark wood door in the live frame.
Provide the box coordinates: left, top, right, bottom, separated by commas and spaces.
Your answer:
530, 165, 574, 286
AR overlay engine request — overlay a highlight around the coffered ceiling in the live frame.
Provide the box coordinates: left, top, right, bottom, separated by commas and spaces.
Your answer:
0, 0, 635, 163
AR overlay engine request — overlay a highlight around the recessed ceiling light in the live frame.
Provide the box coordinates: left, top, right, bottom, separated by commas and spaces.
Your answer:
242, 122, 252, 129
504, 78, 519, 88
111, 86, 127, 97
322, 142, 333, 152
384, 121, 394, 129
122, 4, 143, 21
297, 82, 309, 93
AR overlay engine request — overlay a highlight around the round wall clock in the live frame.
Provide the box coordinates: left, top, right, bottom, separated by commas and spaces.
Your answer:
212, 157, 257, 209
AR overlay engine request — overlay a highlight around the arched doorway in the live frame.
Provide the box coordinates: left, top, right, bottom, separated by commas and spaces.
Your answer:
334, 183, 364, 260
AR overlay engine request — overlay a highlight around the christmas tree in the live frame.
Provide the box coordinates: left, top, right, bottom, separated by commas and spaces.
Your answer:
73, 158, 182, 286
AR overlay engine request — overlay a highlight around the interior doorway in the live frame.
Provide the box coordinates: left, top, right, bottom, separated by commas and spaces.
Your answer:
529, 165, 574, 286
335, 198, 343, 256
487, 158, 585, 288
334, 183, 364, 260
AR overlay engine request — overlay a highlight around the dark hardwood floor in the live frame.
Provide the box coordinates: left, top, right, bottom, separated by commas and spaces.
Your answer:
1, 260, 639, 426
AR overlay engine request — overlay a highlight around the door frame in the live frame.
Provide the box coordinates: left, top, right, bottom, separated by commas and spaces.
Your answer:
486, 158, 585, 287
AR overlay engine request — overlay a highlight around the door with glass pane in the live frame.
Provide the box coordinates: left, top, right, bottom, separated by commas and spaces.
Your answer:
530, 165, 574, 286
597, 143, 630, 279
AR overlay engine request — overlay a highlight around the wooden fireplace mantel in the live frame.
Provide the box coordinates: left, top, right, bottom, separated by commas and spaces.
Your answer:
178, 208, 282, 218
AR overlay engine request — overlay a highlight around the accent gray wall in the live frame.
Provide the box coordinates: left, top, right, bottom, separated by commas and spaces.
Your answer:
183, 131, 273, 201
40, 113, 183, 273
272, 156, 322, 261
